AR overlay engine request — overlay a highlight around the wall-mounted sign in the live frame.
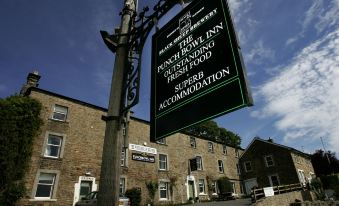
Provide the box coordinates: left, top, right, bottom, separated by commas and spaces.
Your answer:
129, 144, 157, 154
132, 153, 155, 163
150, 0, 253, 141
263, 187, 275, 197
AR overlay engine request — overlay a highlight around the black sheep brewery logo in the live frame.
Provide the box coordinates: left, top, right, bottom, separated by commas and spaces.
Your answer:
179, 11, 191, 34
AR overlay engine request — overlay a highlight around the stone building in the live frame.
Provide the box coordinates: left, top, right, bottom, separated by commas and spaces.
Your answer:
239, 137, 315, 195
19, 72, 244, 206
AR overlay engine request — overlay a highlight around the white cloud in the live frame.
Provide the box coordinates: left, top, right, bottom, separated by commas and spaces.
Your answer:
245, 40, 275, 65
254, 29, 339, 152
286, 0, 339, 46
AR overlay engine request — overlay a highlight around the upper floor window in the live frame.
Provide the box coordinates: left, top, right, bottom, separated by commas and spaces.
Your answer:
121, 147, 127, 166
196, 156, 203, 170
35, 172, 56, 199
235, 149, 240, 158
198, 179, 206, 194
44, 134, 63, 158
244, 161, 252, 172
236, 163, 241, 175
52, 105, 68, 121
222, 145, 227, 155
208, 142, 214, 152
264, 155, 274, 167
159, 154, 168, 170
218, 160, 224, 173
190, 137, 196, 148
156, 138, 166, 145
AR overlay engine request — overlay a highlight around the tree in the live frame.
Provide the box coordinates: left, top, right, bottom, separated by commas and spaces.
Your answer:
0, 95, 43, 205
184, 120, 241, 147
311, 150, 339, 176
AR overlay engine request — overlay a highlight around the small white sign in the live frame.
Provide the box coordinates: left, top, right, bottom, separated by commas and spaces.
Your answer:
129, 144, 157, 154
263, 187, 275, 197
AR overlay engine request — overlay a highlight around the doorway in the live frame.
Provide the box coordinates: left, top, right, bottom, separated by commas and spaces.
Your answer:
188, 180, 195, 199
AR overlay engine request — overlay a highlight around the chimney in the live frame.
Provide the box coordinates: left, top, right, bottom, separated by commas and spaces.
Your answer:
20, 71, 41, 95
267, 137, 274, 143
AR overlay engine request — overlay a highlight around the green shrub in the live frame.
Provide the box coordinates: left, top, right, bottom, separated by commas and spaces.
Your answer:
125, 188, 141, 206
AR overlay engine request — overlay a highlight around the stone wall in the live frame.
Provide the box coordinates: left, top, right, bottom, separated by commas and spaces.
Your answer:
254, 191, 316, 206
20, 89, 243, 206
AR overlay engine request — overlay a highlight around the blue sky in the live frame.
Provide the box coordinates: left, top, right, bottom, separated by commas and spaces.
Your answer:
0, 0, 338, 155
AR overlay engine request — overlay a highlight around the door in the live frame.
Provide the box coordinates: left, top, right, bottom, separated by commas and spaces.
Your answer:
188, 180, 195, 199
244, 178, 258, 195
79, 181, 93, 200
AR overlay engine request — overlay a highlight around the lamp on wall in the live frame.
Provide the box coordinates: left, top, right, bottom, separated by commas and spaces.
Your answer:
85, 172, 92, 176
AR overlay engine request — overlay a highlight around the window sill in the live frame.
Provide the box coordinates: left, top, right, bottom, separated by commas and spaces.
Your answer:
29, 199, 57, 202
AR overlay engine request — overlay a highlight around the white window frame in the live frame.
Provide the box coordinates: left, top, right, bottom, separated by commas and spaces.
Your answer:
190, 137, 196, 148
159, 181, 170, 201
196, 156, 203, 170
32, 169, 60, 200
120, 177, 126, 196
235, 149, 240, 158
43, 132, 66, 159
298, 169, 306, 185
159, 154, 168, 171
208, 142, 214, 152
218, 160, 224, 173
222, 145, 227, 155
52, 104, 68, 121
236, 163, 241, 175
264, 155, 275, 167
198, 179, 206, 194
244, 161, 252, 172
121, 147, 127, 167
211, 181, 218, 194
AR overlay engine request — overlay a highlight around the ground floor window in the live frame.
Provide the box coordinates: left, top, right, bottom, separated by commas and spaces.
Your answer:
79, 181, 92, 199
35, 173, 56, 199
198, 179, 205, 194
159, 181, 169, 200
268, 174, 280, 186
120, 177, 126, 196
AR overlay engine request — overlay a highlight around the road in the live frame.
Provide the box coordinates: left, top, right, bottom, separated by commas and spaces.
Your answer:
195, 198, 252, 206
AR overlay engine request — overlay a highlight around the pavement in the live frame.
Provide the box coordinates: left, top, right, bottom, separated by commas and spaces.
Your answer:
194, 198, 252, 206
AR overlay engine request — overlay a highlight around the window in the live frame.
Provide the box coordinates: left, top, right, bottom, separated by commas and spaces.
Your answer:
79, 181, 92, 200
268, 174, 280, 186
222, 145, 227, 155
35, 173, 56, 199
265, 155, 274, 167
244, 161, 252, 172
52, 105, 68, 121
190, 137, 196, 148
121, 147, 126, 166
218, 160, 224, 173
236, 163, 241, 175
44, 134, 63, 158
231, 182, 236, 193
156, 138, 166, 144
208, 142, 214, 152
235, 149, 240, 158
159, 181, 169, 200
120, 177, 126, 196
298, 169, 306, 185
211, 181, 218, 194
159, 154, 168, 170
198, 179, 205, 194
196, 156, 203, 170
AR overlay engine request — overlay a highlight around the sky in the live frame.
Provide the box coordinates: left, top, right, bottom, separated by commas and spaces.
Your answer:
0, 0, 338, 155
